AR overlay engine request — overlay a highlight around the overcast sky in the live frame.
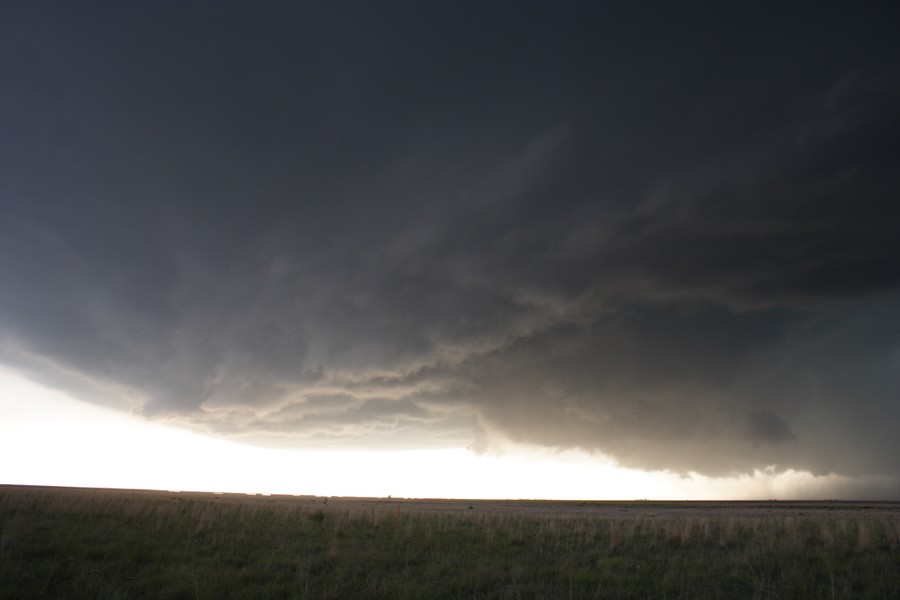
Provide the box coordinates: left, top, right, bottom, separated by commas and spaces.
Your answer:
2, 1, 898, 498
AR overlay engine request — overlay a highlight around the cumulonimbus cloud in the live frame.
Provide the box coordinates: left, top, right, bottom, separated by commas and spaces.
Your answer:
1, 2, 898, 492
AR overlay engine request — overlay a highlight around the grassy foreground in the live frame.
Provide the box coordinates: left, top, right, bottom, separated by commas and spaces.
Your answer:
1, 486, 898, 599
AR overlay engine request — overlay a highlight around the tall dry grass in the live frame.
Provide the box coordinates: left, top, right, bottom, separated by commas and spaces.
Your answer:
1, 486, 898, 599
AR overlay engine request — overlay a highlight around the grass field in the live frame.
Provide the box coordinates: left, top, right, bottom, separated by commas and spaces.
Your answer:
1, 485, 898, 599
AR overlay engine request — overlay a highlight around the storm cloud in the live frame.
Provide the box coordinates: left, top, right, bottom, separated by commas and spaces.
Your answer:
1, 2, 898, 490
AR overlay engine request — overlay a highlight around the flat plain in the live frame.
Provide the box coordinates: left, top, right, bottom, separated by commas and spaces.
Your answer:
1, 485, 898, 599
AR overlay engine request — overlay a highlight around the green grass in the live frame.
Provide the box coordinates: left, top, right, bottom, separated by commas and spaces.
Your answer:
1, 487, 898, 599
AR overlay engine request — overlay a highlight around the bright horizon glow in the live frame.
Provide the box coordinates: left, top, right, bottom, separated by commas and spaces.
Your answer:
0, 367, 884, 500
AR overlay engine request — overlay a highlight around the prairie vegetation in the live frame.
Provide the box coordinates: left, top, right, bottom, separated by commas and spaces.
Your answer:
1, 486, 898, 599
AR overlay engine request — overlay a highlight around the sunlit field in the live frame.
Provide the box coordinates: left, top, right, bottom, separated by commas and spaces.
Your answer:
1, 486, 898, 599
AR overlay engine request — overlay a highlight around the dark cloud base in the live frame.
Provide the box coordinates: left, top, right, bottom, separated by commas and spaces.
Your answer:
1, 2, 899, 494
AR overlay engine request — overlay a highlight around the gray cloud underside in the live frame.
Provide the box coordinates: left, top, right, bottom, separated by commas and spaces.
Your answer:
2, 2, 899, 488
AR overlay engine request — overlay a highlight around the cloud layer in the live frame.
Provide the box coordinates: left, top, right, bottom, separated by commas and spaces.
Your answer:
2, 2, 899, 490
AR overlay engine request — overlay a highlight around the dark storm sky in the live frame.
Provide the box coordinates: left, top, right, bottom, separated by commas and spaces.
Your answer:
2, 2, 899, 492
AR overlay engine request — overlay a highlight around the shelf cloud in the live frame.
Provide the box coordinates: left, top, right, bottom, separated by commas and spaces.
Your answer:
2, 1, 898, 495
